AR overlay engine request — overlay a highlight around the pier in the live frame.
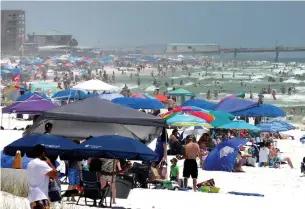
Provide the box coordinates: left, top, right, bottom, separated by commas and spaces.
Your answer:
221, 46, 305, 62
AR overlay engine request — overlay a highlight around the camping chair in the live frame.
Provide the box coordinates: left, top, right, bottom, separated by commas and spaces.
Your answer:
128, 162, 151, 188
76, 171, 110, 207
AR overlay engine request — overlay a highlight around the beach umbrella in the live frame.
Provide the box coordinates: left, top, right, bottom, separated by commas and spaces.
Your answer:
215, 97, 259, 113
162, 106, 214, 123
234, 104, 286, 117
182, 99, 217, 110
263, 120, 295, 130
253, 120, 293, 133
112, 97, 164, 109
166, 88, 194, 96
183, 126, 209, 137
3, 134, 78, 157
71, 135, 158, 161
98, 93, 123, 101
31, 82, 58, 95
52, 89, 87, 100
217, 120, 260, 130
166, 114, 213, 128
209, 110, 235, 127
131, 93, 155, 100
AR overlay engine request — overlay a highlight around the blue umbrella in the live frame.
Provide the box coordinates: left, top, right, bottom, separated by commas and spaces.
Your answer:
263, 120, 295, 130
3, 134, 77, 157
99, 93, 123, 101
72, 135, 158, 161
234, 104, 286, 117
254, 120, 292, 133
204, 138, 248, 172
52, 89, 87, 100
182, 99, 217, 110
112, 97, 164, 109
218, 120, 260, 130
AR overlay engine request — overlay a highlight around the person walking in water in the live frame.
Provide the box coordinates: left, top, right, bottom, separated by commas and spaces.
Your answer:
177, 136, 200, 192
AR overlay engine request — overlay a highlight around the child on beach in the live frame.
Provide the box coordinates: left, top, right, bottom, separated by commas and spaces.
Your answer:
170, 158, 179, 182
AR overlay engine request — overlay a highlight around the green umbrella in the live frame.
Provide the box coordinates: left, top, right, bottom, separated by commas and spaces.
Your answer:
167, 88, 194, 96
209, 110, 235, 127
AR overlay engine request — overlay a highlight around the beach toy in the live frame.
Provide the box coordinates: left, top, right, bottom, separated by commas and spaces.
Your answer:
228, 191, 264, 197
209, 186, 220, 193
200, 186, 210, 193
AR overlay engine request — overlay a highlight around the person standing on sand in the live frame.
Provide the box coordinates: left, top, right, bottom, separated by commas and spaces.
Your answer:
27, 144, 58, 209
177, 136, 200, 192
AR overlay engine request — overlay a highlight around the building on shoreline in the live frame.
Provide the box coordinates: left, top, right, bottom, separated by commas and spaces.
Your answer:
166, 43, 220, 55
1, 10, 25, 54
27, 30, 73, 47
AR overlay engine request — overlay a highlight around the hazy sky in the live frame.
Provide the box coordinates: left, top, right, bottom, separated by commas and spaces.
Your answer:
2, 1, 305, 48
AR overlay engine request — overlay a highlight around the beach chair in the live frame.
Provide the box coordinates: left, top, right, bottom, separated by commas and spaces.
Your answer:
129, 162, 150, 188
76, 171, 110, 207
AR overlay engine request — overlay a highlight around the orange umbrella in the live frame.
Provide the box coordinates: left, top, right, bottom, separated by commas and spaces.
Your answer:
154, 94, 168, 102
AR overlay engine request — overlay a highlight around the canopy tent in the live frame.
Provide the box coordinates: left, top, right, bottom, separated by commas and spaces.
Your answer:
214, 97, 259, 113
99, 93, 123, 101
2, 94, 57, 114
72, 79, 119, 92
31, 82, 58, 95
24, 97, 166, 141
204, 138, 248, 172
233, 104, 286, 117
16, 92, 49, 101
182, 99, 217, 110
112, 97, 164, 109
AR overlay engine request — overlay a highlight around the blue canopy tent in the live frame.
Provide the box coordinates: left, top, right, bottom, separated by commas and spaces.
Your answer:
52, 89, 87, 101
181, 99, 217, 110
112, 97, 164, 109
0, 151, 32, 169
214, 97, 259, 113
203, 138, 248, 172
71, 135, 158, 161
234, 104, 286, 117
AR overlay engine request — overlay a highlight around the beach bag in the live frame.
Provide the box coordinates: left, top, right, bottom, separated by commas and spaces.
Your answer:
48, 179, 61, 202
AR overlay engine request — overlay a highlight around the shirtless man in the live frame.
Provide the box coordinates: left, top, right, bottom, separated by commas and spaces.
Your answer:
177, 136, 200, 191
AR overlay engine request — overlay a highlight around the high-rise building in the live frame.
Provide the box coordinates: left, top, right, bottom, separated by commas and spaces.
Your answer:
1, 10, 25, 53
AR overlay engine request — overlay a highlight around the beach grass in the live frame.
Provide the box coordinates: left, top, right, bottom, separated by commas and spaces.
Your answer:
0, 169, 29, 198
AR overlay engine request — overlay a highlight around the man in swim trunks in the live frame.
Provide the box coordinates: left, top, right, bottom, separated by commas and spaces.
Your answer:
177, 136, 200, 191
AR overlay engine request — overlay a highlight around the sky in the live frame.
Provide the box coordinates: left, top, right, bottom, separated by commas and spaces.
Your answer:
2, 1, 305, 48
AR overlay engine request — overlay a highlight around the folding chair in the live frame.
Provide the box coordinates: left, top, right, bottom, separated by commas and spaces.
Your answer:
76, 171, 110, 207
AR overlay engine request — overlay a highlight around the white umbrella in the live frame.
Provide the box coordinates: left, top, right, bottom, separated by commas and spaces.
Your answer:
182, 126, 209, 138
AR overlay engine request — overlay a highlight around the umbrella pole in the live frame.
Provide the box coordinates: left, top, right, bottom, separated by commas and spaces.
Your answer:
110, 159, 116, 208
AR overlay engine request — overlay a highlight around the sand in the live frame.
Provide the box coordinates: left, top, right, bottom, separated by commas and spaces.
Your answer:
1, 117, 305, 209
